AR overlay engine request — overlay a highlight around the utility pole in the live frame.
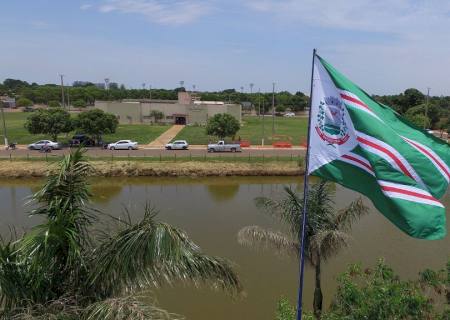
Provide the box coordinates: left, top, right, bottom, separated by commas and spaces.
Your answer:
272, 82, 276, 136
1, 106, 7, 147
59, 74, 65, 108
425, 87, 430, 129
149, 84, 152, 101
67, 87, 71, 111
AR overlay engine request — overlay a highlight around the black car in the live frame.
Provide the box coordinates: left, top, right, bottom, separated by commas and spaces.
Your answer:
69, 134, 95, 147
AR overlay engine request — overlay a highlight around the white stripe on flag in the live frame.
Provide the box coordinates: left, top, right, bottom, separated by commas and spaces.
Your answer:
356, 131, 425, 187
378, 180, 444, 208
340, 152, 375, 176
402, 136, 450, 183
339, 90, 382, 121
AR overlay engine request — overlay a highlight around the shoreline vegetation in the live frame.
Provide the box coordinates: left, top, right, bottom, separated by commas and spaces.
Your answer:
0, 157, 304, 178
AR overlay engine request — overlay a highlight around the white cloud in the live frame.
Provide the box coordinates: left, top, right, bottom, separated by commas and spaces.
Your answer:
245, 0, 450, 39
80, 4, 93, 10
244, 0, 450, 95
30, 20, 49, 29
96, 0, 213, 25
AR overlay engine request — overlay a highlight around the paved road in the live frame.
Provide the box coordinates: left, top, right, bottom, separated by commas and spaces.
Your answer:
0, 147, 306, 159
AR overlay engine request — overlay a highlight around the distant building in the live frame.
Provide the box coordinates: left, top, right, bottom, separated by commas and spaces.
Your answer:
95, 92, 242, 125
0, 96, 16, 108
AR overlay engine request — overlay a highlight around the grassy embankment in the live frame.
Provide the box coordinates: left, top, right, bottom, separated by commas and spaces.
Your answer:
174, 116, 308, 145
0, 112, 169, 144
0, 155, 304, 177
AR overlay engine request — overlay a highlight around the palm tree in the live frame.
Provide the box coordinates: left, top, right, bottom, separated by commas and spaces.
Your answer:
0, 149, 241, 319
237, 181, 367, 319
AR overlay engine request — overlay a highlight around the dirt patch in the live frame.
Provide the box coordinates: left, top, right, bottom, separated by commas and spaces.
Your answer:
0, 161, 304, 178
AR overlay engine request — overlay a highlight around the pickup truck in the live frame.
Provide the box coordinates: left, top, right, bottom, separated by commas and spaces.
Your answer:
207, 141, 241, 153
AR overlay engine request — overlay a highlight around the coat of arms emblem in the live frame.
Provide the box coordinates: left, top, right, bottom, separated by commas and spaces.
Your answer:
315, 96, 350, 145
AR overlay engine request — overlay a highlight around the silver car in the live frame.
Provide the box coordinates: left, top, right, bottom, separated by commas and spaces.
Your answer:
107, 140, 138, 150
28, 140, 61, 150
165, 140, 189, 150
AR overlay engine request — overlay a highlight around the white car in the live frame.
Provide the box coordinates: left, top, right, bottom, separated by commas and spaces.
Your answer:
107, 140, 138, 150
165, 140, 189, 150
28, 140, 61, 150
284, 112, 296, 117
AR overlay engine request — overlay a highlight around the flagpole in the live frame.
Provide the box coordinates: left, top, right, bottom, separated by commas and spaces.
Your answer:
296, 48, 316, 320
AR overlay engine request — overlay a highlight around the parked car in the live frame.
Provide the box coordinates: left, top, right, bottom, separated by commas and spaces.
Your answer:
28, 140, 61, 150
207, 140, 241, 152
69, 134, 95, 147
284, 112, 295, 117
23, 106, 34, 112
107, 140, 138, 150
165, 140, 189, 150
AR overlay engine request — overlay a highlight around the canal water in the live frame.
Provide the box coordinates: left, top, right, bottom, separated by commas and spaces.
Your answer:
0, 176, 449, 319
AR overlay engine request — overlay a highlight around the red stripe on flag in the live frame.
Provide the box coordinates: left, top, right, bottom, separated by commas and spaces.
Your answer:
381, 186, 437, 202
357, 136, 413, 179
342, 154, 373, 172
340, 93, 372, 112
407, 139, 450, 180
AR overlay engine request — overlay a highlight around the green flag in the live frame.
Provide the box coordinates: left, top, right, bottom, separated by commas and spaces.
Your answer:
308, 55, 449, 240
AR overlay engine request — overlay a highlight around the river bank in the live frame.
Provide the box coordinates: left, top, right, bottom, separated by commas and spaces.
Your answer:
0, 160, 304, 177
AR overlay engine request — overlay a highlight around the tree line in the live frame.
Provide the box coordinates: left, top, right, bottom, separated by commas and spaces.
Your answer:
0, 78, 309, 112
2, 79, 450, 130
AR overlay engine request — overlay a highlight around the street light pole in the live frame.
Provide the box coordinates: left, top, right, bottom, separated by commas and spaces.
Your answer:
59, 74, 65, 108
425, 87, 430, 129
104, 78, 110, 101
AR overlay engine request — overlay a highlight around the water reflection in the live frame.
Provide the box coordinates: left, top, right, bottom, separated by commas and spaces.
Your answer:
206, 184, 240, 202
0, 176, 448, 320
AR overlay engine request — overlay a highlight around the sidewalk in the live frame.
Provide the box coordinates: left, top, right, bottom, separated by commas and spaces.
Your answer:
147, 125, 185, 147
143, 144, 306, 150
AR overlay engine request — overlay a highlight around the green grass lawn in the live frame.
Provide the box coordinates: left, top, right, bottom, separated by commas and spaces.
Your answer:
175, 116, 308, 145
0, 112, 169, 144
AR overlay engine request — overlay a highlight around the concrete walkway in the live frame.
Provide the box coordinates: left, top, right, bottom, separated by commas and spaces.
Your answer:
148, 125, 185, 147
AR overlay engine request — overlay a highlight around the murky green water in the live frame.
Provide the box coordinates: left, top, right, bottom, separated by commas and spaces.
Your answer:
0, 176, 449, 319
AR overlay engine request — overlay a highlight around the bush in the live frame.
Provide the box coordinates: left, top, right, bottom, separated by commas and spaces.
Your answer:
16, 97, 33, 107
326, 259, 438, 319
48, 100, 61, 108
149, 110, 164, 123
205, 113, 240, 139
72, 99, 86, 108
275, 259, 449, 320
275, 298, 314, 320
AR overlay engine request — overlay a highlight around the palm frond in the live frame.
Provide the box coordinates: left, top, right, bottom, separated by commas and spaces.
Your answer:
334, 198, 368, 231
254, 186, 303, 237
0, 239, 34, 311
87, 206, 241, 298
309, 230, 351, 264
1, 296, 81, 320
82, 295, 178, 320
12, 149, 95, 304
237, 226, 299, 257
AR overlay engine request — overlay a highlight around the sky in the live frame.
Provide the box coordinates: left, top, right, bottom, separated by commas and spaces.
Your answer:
1, 0, 450, 95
